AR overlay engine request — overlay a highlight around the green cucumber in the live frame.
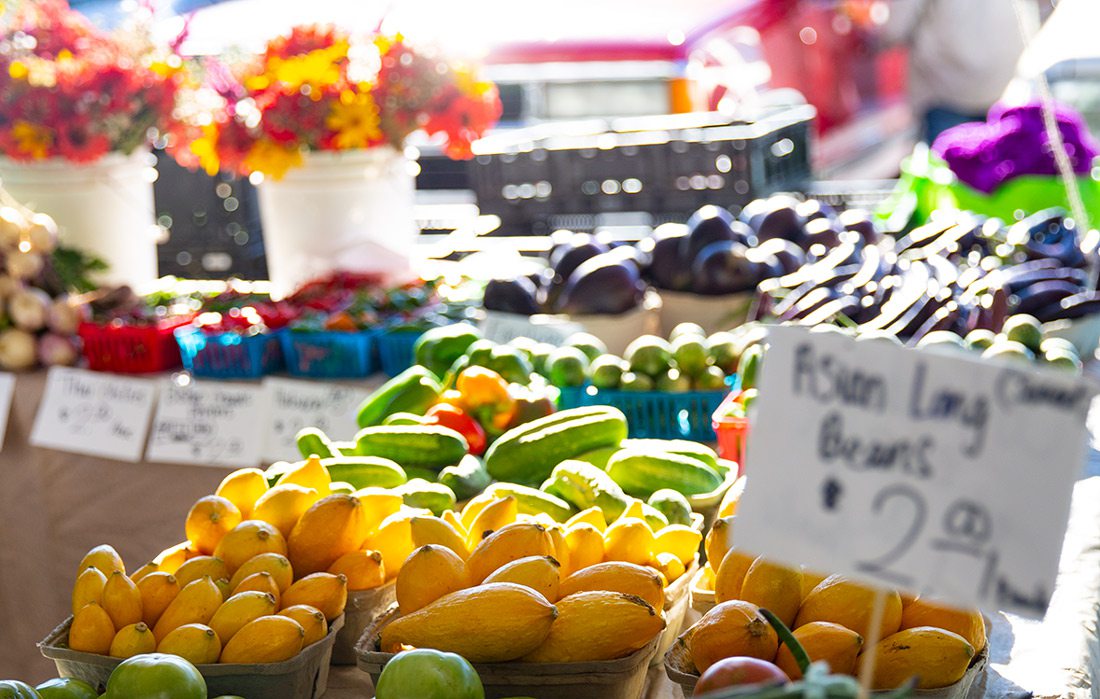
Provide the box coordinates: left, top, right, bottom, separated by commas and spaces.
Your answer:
383, 412, 427, 426
540, 459, 630, 522
393, 479, 457, 516
621, 439, 719, 472
296, 427, 336, 459
404, 466, 439, 482
571, 444, 619, 470
438, 455, 491, 501
484, 483, 574, 522
641, 504, 669, 531
264, 461, 292, 487
356, 366, 442, 427
606, 449, 722, 498
485, 406, 628, 486
354, 425, 468, 471
321, 456, 407, 489
331, 441, 356, 456
647, 489, 693, 526
329, 481, 356, 495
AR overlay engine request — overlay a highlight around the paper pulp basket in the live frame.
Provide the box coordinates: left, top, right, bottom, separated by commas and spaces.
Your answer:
40, 615, 343, 698
331, 581, 396, 665
357, 604, 658, 699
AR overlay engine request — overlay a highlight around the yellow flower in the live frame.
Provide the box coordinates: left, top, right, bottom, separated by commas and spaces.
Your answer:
11, 121, 52, 159
8, 61, 27, 81
325, 91, 381, 150
252, 43, 349, 92
190, 124, 222, 176
243, 139, 302, 180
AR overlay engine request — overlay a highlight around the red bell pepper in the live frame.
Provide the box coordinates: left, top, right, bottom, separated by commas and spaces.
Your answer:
425, 402, 488, 456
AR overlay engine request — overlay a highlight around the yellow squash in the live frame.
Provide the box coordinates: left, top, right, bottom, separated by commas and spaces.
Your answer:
522, 591, 664, 662
465, 522, 556, 584
653, 552, 686, 584
353, 487, 404, 533
737, 557, 803, 628
280, 572, 347, 621
396, 545, 468, 614
288, 494, 369, 576
227, 552, 294, 593
220, 616, 305, 664
410, 516, 470, 559
713, 548, 754, 604
216, 468, 269, 518
278, 605, 328, 646
559, 561, 665, 611
703, 516, 735, 566
212, 520, 288, 575
208, 591, 277, 644
109, 622, 156, 659
275, 455, 331, 496
137, 572, 180, 628
78, 544, 125, 579
654, 525, 702, 566
102, 572, 143, 630
173, 556, 230, 590
775, 621, 863, 679
232, 572, 282, 605
69, 602, 115, 655
152, 576, 222, 642
565, 507, 607, 532
686, 600, 779, 673
380, 582, 557, 662
72, 567, 107, 616
363, 510, 420, 580
716, 475, 746, 517
157, 623, 221, 665
795, 575, 902, 640
185, 495, 242, 556
563, 523, 604, 575
867, 626, 974, 690
484, 555, 560, 602
252, 484, 320, 538
465, 496, 519, 548
900, 598, 986, 653
603, 517, 655, 567
328, 550, 386, 591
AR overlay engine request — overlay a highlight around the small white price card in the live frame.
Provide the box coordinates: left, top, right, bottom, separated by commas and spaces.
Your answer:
480, 312, 582, 345
147, 379, 265, 467
30, 367, 156, 462
0, 372, 15, 450
262, 377, 369, 462
736, 326, 1096, 619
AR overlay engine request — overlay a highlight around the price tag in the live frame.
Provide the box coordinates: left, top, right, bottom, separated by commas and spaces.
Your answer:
30, 367, 156, 462
736, 326, 1096, 619
147, 379, 266, 467
480, 312, 582, 345
0, 372, 15, 451
262, 377, 370, 462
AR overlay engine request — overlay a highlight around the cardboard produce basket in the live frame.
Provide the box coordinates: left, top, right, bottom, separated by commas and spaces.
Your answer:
331, 581, 397, 665
39, 615, 343, 698
356, 604, 659, 699
658, 289, 755, 336
663, 621, 989, 698
689, 565, 717, 617
654, 558, 699, 667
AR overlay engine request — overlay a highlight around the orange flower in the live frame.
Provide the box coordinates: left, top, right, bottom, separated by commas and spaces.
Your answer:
325, 90, 381, 149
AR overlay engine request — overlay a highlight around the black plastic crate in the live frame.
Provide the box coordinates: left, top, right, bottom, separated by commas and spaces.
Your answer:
471, 105, 815, 233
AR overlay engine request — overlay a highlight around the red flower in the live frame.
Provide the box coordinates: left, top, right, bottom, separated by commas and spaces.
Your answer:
265, 25, 346, 60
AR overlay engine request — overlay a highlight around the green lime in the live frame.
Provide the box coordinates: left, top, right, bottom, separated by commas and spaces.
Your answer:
488, 344, 534, 384
466, 339, 497, 367
671, 335, 709, 377
529, 342, 555, 375
619, 372, 654, 392
1002, 315, 1043, 353
624, 335, 672, 377
737, 344, 764, 390
590, 355, 627, 389
964, 329, 997, 351
915, 331, 968, 354
546, 346, 590, 387
706, 331, 739, 373
565, 332, 608, 362
508, 336, 540, 362
1044, 349, 1082, 373
669, 322, 707, 341
1039, 337, 1078, 357
694, 365, 728, 390
656, 368, 692, 392
982, 340, 1035, 364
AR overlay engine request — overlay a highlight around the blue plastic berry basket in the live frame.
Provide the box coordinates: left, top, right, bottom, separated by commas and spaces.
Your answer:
376, 329, 424, 377
279, 329, 377, 379
175, 327, 284, 380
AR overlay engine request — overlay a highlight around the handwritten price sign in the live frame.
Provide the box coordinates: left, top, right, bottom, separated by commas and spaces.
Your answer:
262, 377, 369, 462
736, 326, 1096, 618
147, 380, 265, 467
30, 367, 157, 462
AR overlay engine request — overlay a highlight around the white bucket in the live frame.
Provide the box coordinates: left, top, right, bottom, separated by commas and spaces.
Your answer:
0, 151, 160, 289
256, 147, 417, 298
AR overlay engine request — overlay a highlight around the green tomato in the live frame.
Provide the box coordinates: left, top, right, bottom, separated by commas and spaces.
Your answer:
0, 681, 40, 699
35, 679, 96, 699
375, 649, 484, 699
105, 654, 206, 699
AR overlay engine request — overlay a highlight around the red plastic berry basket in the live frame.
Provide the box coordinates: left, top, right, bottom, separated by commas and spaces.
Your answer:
77, 315, 195, 374
712, 392, 749, 476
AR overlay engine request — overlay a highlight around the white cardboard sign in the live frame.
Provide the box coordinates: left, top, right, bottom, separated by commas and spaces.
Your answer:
736, 326, 1095, 619
480, 312, 582, 345
0, 372, 16, 451
147, 379, 265, 467
262, 377, 369, 462
30, 367, 156, 462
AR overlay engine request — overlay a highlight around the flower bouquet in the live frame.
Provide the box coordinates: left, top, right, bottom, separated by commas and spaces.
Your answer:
0, 0, 188, 286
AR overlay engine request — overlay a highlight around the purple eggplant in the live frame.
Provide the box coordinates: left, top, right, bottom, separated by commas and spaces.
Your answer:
690, 241, 760, 295
681, 205, 752, 265
484, 277, 541, 315
754, 238, 806, 275
554, 253, 646, 315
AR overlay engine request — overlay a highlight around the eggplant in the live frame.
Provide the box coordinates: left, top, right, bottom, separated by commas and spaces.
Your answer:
796, 199, 836, 224
681, 205, 751, 265
1009, 209, 1086, 267
640, 223, 690, 291
753, 238, 806, 275
754, 198, 807, 246
802, 217, 844, 252
1033, 291, 1100, 322
554, 254, 645, 315
782, 287, 840, 321
839, 209, 883, 246
745, 246, 784, 281
690, 241, 760, 295
551, 235, 610, 282
1012, 280, 1084, 315
798, 295, 861, 326
484, 277, 541, 315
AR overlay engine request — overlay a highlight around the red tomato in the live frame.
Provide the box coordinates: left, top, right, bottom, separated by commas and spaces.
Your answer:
695, 657, 789, 695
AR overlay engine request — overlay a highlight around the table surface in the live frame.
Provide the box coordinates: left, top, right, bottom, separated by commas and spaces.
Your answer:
0, 370, 1097, 696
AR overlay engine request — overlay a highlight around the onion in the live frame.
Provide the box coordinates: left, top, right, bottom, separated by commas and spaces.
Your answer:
0, 275, 20, 302
9, 287, 50, 331
27, 213, 58, 253
0, 328, 37, 371
0, 207, 25, 248
6, 250, 43, 280
48, 296, 87, 335
38, 332, 78, 367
